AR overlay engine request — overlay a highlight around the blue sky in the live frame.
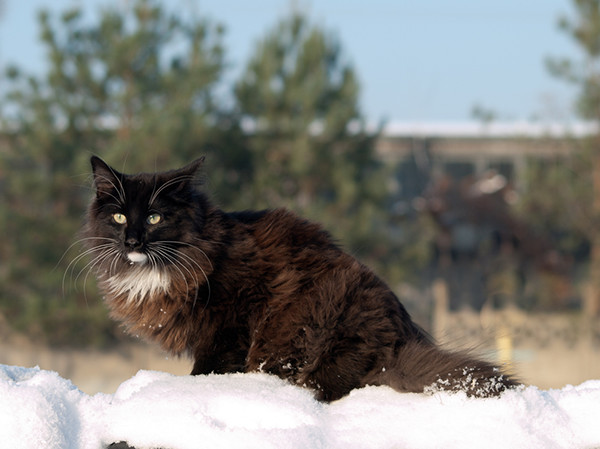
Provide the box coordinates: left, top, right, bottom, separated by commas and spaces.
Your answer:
0, 0, 580, 122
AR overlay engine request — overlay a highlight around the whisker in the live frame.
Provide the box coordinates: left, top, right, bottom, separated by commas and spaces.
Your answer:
192, 236, 226, 247
82, 249, 121, 301
94, 173, 126, 205
104, 165, 127, 205
149, 242, 211, 310
149, 175, 159, 211
150, 245, 194, 301
62, 242, 117, 294
57, 237, 118, 271
68, 246, 119, 306
109, 248, 122, 277
148, 174, 195, 207
155, 240, 214, 271
150, 244, 198, 286
64, 244, 110, 280
169, 249, 211, 295
74, 247, 118, 286
156, 248, 198, 283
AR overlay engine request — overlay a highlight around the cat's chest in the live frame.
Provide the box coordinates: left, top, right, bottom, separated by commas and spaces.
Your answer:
101, 266, 172, 305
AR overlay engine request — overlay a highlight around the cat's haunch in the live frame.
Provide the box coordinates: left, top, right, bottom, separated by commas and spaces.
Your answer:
83, 156, 518, 402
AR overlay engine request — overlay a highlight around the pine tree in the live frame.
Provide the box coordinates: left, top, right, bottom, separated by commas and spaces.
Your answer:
233, 11, 387, 261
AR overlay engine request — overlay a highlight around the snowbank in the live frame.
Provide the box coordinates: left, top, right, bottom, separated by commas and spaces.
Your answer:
1, 364, 599, 449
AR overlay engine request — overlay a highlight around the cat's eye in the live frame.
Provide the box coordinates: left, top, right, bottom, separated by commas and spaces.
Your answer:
147, 213, 162, 225
112, 213, 127, 224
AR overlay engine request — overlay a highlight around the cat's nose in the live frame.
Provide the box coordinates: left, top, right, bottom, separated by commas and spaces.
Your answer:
125, 237, 143, 250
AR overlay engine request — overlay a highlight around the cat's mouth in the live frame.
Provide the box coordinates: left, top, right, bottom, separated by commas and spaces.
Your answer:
127, 251, 148, 264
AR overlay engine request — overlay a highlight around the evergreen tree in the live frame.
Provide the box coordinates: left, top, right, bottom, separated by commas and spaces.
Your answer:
233, 11, 387, 263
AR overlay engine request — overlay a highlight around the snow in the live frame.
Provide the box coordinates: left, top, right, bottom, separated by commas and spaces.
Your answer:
1, 365, 599, 449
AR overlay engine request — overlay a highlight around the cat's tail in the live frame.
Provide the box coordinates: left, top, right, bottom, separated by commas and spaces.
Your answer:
372, 340, 519, 397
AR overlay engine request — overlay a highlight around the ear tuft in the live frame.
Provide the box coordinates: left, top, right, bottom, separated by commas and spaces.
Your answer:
173, 156, 206, 188
180, 156, 205, 178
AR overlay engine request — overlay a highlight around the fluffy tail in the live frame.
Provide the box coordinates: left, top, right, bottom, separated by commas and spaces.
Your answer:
373, 340, 518, 397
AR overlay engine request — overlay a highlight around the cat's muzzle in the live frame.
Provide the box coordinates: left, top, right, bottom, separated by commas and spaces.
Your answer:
127, 251, 148, 264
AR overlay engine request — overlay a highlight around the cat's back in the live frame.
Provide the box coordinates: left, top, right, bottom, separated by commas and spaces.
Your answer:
226, 207, 361, 302
229, 208, 338, 252
230, 208, 401, 311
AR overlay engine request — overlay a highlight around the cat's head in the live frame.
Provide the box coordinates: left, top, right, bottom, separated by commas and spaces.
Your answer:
84, 156, 210, 293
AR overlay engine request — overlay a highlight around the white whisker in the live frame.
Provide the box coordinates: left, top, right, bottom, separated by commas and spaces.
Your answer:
156, 240, 214, 271
148, 175, 195, 207
149, 245, 196, 297
58, 236, 116, 269
151, 246, 196, 280
147, 242, 211, 311
82, 249, 121, 297
62, 240, 118, 294
75, 247, 118, 286
95, 173, 126, 205
109, 249, 122, 277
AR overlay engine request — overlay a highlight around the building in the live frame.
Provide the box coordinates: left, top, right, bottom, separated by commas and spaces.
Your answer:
375, 121, 595, 200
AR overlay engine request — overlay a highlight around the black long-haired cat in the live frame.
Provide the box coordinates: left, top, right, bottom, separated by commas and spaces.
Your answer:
84, 156, 516, 402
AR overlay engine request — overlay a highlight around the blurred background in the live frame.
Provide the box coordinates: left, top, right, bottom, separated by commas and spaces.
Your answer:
1, 0, 599, 394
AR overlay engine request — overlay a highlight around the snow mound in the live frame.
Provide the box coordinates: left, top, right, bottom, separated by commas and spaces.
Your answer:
1, 364, 599, 449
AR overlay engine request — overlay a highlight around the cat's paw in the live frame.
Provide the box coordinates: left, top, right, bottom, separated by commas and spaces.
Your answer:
107, 442, 135, 449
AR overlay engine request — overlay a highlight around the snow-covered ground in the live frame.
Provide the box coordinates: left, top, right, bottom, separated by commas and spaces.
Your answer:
1, 364, 599, 449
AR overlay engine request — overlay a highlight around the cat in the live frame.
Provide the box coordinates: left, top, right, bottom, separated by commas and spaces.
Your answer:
83, 156, 517, 403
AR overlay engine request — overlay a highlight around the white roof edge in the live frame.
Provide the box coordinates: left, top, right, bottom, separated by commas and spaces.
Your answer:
376, 121, 599, 139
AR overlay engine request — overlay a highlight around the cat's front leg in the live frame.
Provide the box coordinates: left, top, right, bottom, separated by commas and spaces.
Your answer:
190, 357, 213, 376
190, 336, 249, 375
190, 355, 246, 375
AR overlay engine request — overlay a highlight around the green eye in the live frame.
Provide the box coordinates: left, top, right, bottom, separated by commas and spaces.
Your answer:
147, 213, 162, 225
112, 213, 127, 224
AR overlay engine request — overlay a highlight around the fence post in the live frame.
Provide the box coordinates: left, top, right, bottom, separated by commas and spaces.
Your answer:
432, 278, 449, 342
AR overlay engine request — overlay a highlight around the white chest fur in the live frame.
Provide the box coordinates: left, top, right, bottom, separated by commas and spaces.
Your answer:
103, 267, 171, 304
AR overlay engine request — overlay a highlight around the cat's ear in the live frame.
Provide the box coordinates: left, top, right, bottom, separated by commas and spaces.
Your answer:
170, 157, 205, 189
91, 156, 122, 198
177, 156, 205, 179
